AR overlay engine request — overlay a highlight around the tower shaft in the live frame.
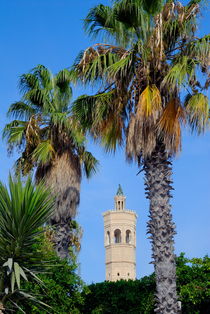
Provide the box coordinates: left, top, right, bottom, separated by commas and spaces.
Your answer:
103, 186, 137, 281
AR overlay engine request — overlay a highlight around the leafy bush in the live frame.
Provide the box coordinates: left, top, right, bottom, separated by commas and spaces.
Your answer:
79, 254, 210, 314
14, 233, 87, 313
79, 275, 155, 314
177, 253, 210, 314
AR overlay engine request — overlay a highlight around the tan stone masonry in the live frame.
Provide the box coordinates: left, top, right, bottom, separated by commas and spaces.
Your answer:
103, 185, 137, 281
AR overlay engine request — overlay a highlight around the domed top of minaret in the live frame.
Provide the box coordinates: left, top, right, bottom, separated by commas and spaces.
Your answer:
116, 184, 124, 196
114, 184, 126, 211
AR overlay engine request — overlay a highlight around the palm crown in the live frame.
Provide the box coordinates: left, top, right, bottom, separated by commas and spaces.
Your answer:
4, 65, 97, 180
73, 0, 209, 160
3, 65, 98, 258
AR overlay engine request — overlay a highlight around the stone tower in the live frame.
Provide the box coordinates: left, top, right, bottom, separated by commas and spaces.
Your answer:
102, 185, 137, 281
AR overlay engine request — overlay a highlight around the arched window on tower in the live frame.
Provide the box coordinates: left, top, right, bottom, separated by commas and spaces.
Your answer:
106, 231, 111, 245
114, 229, 121, 243
126, 230, 131, 244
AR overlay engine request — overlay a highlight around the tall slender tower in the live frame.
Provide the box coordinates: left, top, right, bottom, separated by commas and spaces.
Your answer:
103, 185, 137, 281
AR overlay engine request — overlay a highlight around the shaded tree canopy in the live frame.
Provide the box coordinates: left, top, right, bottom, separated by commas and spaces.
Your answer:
79, 254, 210, 314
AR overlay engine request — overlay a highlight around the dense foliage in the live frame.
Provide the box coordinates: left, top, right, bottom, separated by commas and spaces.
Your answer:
80, 276, 155, 314
12, 232, 87, 314
79, 254, 210, 314
177, 253, 210, 313
3, 250, 210, 313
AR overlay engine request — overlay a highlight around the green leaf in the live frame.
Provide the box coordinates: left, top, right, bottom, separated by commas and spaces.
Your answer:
81, 151, 99, 178
142, 0, 163, 15
7, 102, 36, 120
11, 271, 15, 293
14, 262, 21, 289
23, 267, 44, 286
3, 258, 13, 272
19, 265, 28, 281
185, 93, 209, 133
162, 56, 197, 90
32, 141, 55, 164
19, 291, 52, 310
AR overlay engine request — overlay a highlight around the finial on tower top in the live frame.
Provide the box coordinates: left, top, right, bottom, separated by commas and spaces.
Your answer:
116, 184, 124, 196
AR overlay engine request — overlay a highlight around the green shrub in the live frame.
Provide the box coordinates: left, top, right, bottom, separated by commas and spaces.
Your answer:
79, 254, 210, 314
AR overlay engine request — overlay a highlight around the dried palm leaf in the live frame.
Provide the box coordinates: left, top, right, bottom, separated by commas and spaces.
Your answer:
136, 85, 162, 118
157, 99, 185, 153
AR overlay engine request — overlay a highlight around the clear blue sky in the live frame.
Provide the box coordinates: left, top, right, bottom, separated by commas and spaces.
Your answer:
0, 0, 209, 284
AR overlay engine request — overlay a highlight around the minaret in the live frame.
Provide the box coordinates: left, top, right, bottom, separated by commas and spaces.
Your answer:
102, 185, 137, 281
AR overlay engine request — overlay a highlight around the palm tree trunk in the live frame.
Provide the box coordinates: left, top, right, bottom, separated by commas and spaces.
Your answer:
36, 152, 81, 259
144, 141, 179, 313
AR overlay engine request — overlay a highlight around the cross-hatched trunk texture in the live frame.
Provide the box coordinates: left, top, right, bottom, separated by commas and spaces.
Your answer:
36, 152, 81, 259
144, 141, 179, 313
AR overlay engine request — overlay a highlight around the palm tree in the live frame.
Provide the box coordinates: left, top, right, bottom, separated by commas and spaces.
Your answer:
3, 65, 98, 259
0, 175, 54, 313
72, 0, 209, 312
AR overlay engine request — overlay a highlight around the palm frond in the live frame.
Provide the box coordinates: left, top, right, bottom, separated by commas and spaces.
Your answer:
3, 121, 27, 151
163, 1, 201, 53
84, 4, 131, 46
73, 89, 125, 152
84, 5, 113, 37
50, 112, 69, 128
31, 65, 53, 90
157, 99, 185, 153
76, 45, 124, 83
142, 0, 164, 15
72, 90, 118, 132
68, 119, 86, 147
72, 95, 95, 130
6, 126, 26, 145
100, 117, 124, 152
19, 73, 39, 94
74, 91, 124, 151
23, 88, 50, 110
185, 93, 209, 133
106, 50, 135, 82
32, 141, 55, 165
162, 56, 197, 90
7, 102, 36, 120
136, 85, 162, 118
80, 151, 99, 178
55, 69, 72, 95
114, 0, 150, 31
185, 35, 210, 68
